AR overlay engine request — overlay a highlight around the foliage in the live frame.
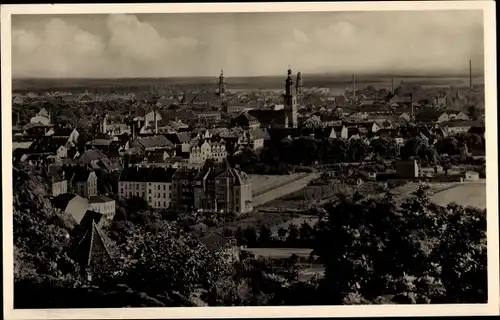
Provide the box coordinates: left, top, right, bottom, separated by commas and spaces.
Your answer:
312, 185, 487, 304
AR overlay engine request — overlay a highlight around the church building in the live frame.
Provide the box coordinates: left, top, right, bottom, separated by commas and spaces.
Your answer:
248, 67, 299, 129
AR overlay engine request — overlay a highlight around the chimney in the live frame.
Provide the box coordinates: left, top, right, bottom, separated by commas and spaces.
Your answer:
469, 60, 472, 89
352, 74, 356, 102
391, 78, 395, 94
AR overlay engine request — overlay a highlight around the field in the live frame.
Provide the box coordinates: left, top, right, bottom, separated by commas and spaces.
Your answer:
431, 182, 486, 209
252, 173, 321, 207
250, 174, 306, 196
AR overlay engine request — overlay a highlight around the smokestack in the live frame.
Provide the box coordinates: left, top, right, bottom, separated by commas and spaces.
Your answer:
469, 60, 472, 89
391, 78, 395, 94
352, 74, 356, 102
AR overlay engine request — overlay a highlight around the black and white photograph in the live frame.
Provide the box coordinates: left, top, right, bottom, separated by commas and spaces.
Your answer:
2, 1, 498, 318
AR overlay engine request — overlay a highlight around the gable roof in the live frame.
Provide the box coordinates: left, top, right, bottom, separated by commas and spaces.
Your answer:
71, 219, 114, 269
132, 135, 175, 149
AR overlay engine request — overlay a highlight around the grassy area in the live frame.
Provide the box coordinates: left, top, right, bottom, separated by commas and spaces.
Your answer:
431, 183, 486, 209
250, 174, 306, 195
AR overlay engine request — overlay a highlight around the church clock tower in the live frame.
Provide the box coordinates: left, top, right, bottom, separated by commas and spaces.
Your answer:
284, 67, 298, 128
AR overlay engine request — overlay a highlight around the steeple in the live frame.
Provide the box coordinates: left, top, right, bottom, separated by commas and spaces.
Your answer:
296, 71, 303, 95
218, 69, 226, 96
285, 66, 295, 97
283, 67, 298, 129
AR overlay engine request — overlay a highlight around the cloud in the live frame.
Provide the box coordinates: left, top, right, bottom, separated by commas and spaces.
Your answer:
11, 11, 484, 78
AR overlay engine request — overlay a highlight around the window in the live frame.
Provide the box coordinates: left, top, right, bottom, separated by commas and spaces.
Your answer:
149, 189, 151, 194
149, 197, 152, 202
163, 193, 166, 198
163, 185, 166, 190
164, 202, 166, 207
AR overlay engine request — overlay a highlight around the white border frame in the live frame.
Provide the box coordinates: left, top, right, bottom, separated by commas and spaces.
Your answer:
2, 1, 498, 319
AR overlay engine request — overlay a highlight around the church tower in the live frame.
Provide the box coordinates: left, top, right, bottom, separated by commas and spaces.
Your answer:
218, 69, 226, 96
296, 71, 304, 95
284, 67, 298, 128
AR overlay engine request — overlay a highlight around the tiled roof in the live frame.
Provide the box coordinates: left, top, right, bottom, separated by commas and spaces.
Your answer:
132, 135, 175, 149
119, 166, 178, 183
29, 136, 67, 153
172, 166, 199, 180
88, 195, 115, 204
445, 120, 481, 128
52, 193, 89, 224
70, 218, 114, 269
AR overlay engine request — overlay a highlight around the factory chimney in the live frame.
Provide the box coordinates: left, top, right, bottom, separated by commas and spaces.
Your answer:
469, 60, 473, 89
391, 78, 395, 94
352, 74, 356, 102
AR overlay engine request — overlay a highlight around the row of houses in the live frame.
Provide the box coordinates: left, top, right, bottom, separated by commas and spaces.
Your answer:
118, 164, 253, 214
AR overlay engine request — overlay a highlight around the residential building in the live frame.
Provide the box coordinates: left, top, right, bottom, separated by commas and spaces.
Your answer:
233, 113, 261, 130
172, 167, 199, 211
88, 196, 116, 226
46, 167, 68, 197
193, 165, 253, 214
118, 166, 177, 209
189, 140, 227, 164
445, 120, 480, 135
72, 169, 98, 198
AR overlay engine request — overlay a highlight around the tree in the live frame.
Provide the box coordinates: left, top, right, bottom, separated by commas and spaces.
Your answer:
346, 139, 369, 162
299, 222, 313, 247
401, 137, 438, 166
371, 137, 399, 159
258, 225, 272, 246
467, 105, 481, 121
113, 221, 239, 306
312, 186, 486, 304
277, 227, 287, 241
286, 224, 299, 247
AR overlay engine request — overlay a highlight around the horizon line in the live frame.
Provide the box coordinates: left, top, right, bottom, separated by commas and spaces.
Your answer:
12, 71, 485, 81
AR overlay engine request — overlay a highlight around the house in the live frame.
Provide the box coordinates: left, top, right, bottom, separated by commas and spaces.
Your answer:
357, 122, 381, 134
45, 166, 68, 197
30, 108, 51, 126
465, 171, 480, 181
419, 167, 435, 178
164, 132, 191, 153
130, 135, 175, 153
415, 110, 449, 123
52, 193, 90, 225
72, 169, 98, 198
171, 167, 200, 211
118, 166, 178, 209
248, 109, 289, 129
193, 165, 253, 214
189, 140, 227, 164
194, 111, 222, 122
445, 120, 479, 135
233, 112, 261, 130
88, 196, 116, 227
447, 111, 470, 121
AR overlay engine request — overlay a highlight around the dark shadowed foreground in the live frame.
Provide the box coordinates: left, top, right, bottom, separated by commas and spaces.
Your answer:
14, 165, 486, 307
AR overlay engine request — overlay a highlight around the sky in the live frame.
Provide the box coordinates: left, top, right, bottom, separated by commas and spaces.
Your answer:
11, 10, 484, 78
